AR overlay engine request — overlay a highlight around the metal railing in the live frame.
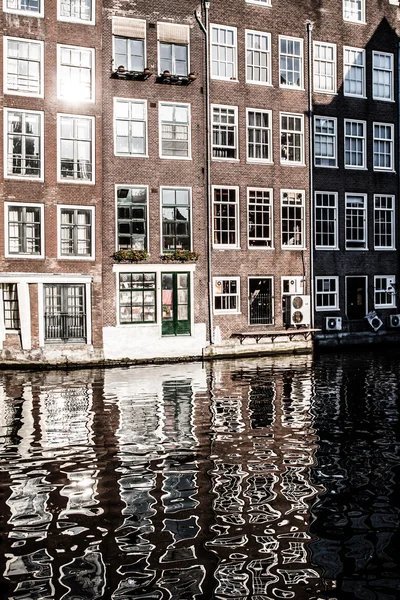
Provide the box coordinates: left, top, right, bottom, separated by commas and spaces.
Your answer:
44, 312, 86, 342
249, 294, 273, 325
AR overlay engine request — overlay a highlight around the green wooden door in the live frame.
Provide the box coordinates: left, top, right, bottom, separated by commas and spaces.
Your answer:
162, 272, 190, 336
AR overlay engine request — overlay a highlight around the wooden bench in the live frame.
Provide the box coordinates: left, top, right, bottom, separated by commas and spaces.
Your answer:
231, 328, 321, 344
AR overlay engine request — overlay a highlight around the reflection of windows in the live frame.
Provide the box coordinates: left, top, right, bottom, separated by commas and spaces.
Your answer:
4, 37, 43, 96
44, 284, 87, 342
58, 114, 94, 182
374, 276, 396, 309
247, 109, 272, 162
280, 113, 304, 164
6, 203, 43, 257
58, 45, 94, 101
343, 47, 365, 97
158, 22, 189, 75
314, 116, 337, 167
344, 119, 366, 169
3, 284, 20, 330
279, 36, 303, 88
159, 103, 190, 158
162, 188, 191, 252
59, 206, 94, 258
374, 195, 395, 250
6, 109, 43, 180
373, 52, 393, 101
343, 0, 365, 23
345, 193, 367, 250
211, 24, 237, 80
315, 192, 338, 249
114, 99, 147, 157
315, 277, 339, 310
373, 123, 394, 171
212, 105, 238, 159
213, 187, 239, 248
59, 0, 93, 23
213, 277, 240, 313
119, 272, 156, 323
5, 0, 42, 15
112, 17, 146, 71
313, 41, 336, 93
281, 190, 305, 249
248, 188, 273, 248
117, 186, 148, 250
246, 30, 271, 85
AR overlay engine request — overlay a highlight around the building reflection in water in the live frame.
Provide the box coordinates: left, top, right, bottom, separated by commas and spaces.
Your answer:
2, 353, 398, 598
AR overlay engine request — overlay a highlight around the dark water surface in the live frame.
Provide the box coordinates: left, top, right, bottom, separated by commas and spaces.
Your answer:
0, 351, 400, 600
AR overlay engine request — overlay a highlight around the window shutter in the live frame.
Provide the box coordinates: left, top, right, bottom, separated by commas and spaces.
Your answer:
112, 17, 146, 39
157, 23, 190, 45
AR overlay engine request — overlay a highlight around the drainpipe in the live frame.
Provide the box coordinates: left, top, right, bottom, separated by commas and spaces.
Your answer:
398, 41, 400, 312
306, 21, 314, 329
196, 1, 214, 345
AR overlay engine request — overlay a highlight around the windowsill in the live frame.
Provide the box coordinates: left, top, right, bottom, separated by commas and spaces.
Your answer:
314, 90, 338, 96
3, 9, 43, 17
58, 178, 95, 185
5, 255, 45, 260
343, 18, 366, 25
248, 245, 275, 250
57, 96, 95, 103
5, 175, 44, 183
316, 308, 340, 312
372, 97, 395, 103
344, 166, 367, 171
247, 159, 273, 165
246, 80, 273, 87
160, 155, 192, 161
214, 311, 241, 315
211, 77, 239, 83
213, 245, 241, 250
245, 0, 272, 6
282, 246, 306, 251
58, 256, 95, 261
57, 17, 95, 26
315, 247, 339, 251
114, 153, 149, 159
314, 164, 338, 169
280, 162, 306, 167
5, 330, 21, 335
4, 90, 44, 99
345, 247, 368, 251
117, 322, 157, 327
374, 247, 396, 251
373, 168, 395, 173
343, 94, 367, 100
212, 157, 240, 162
279, 85, 305, 91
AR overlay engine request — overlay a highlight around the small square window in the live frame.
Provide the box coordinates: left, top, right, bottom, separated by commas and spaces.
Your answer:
343, 0, 365, 23
213, 277, 240, 313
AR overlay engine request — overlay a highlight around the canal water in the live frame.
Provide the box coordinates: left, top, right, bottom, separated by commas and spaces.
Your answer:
0, 351, 400, 600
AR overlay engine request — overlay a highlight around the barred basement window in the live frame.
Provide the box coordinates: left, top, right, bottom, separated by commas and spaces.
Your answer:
119, 272, 156, 323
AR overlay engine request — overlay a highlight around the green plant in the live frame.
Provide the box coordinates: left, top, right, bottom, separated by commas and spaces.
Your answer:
112, 249, 149, 263
160, 250, 199, 263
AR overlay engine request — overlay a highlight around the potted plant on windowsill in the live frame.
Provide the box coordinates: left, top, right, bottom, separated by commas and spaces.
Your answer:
160, 250, 199, 263
112, 249, 149, 263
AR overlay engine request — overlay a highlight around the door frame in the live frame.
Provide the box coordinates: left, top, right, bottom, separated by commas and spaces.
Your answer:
345, 275, 368, 320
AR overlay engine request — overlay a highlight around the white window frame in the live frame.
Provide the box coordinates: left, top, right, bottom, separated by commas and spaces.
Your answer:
281, 189, 306, 250
313, 41, 336, 94
3, 0, 43, 17
57, 113, 95, 185
246, 108, 272, 163
158, 40, 190, 77
212, 104, 239, 161
315, 192, 338, 250
113, 32, 146, 73
280, 113, 304, 166
57, 0, 95, 25
345, 193, 367, 250
160, 187, 192, 254
115, 184, 149, 252
4, 202, 44, 259
212, 186, 240, 249
210, 24, 237, 81
343, 0, 365, 23
314, 116, 337, 168
374, 195, 395, 250
57, 44, 95, 102
159, 102, 191, 160
4, 36, 44, 98
247, 188, 273, 249
343, 47, 365, 98
372, 51, 394, 102
374, 276, 396, 309
57, 204, 95, 260
4, 108, 44, 181
279, 35, 304, 89
113, 98, 148, 158
315, 277, 339, 311
213, 277, 240, 314
246, 0, 271, 5
373, 123, 394, 172
245, 30, 271, 86
344, 119, 366, 170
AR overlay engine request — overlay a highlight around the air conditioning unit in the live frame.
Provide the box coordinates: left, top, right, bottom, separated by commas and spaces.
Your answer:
389, 314, 400, 328
286, 295, 311, 327
325, 316, 342, 331
365, 311, 383, 332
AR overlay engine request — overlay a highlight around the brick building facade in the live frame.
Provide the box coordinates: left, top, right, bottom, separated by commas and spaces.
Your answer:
0, 0, 399, 363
